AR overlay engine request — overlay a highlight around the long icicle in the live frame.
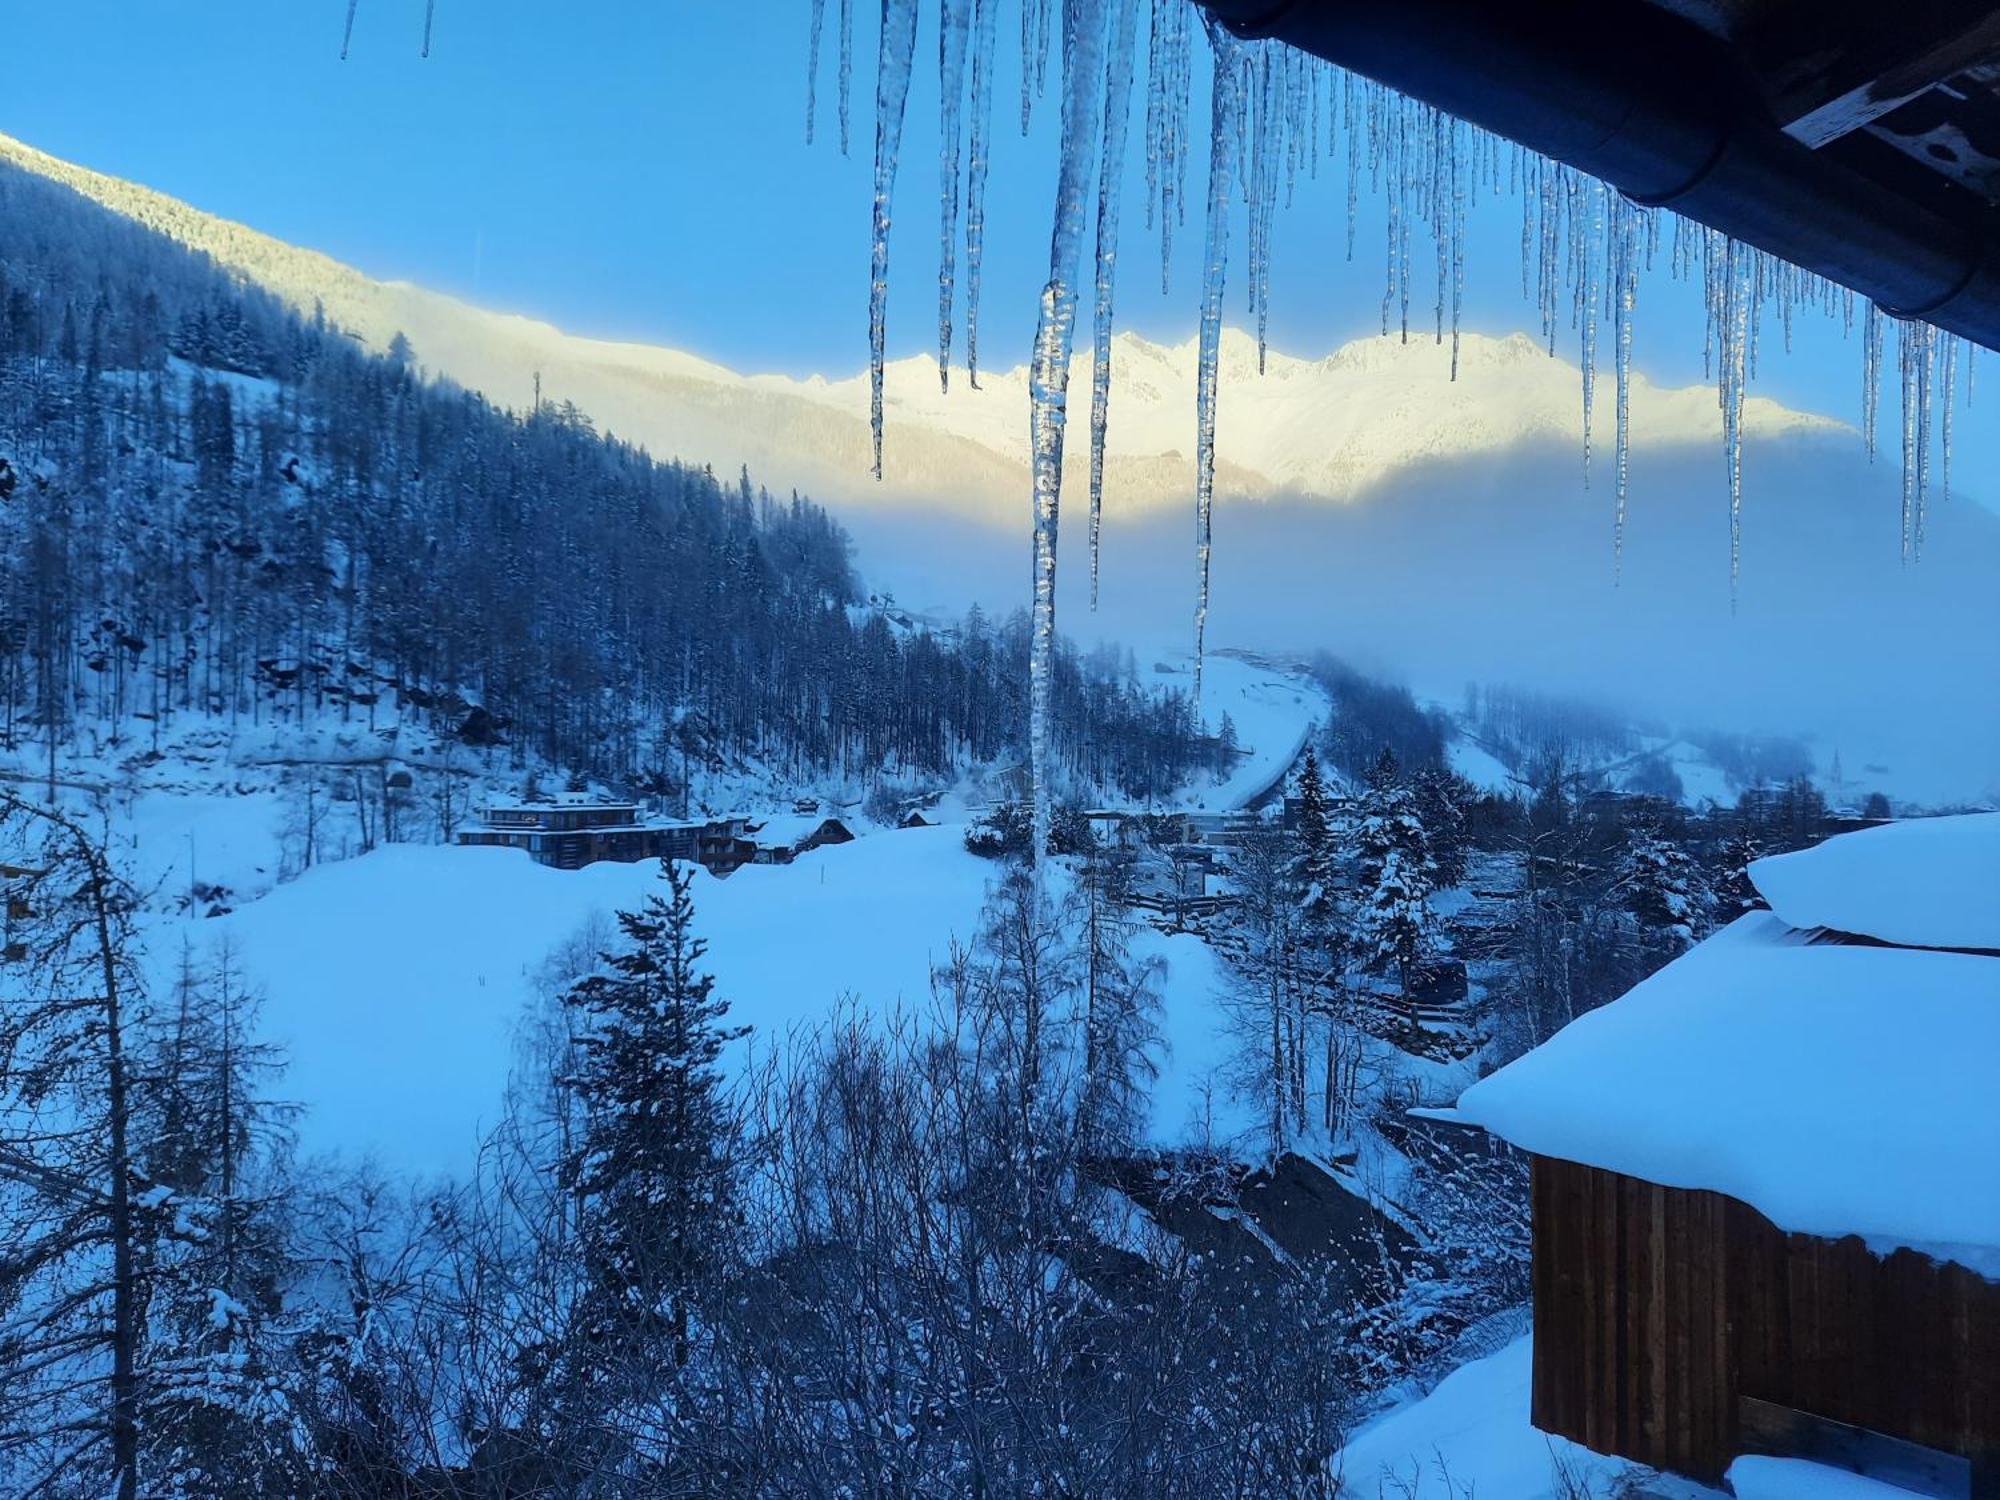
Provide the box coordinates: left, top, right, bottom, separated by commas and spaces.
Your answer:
1940, 330, 1956, 504
936, 0, 972, 390
341, 0, 359, 59
868, 0, 921, 481
1862, 300, 1883, 459
1611, 195, 1636, 579
1899, 318, 1918, 562
1719, 234, 1750, 604
422, 0, 436, 57
1027, 0, 1109, 866
807, 0, 826, 143
964, 0, 999, 387
1088, 0, 1141, 609
1580, 178, 1603, 488
1191, 21, 1242, 707
839, 0, 855, 156
1913, 321, 1933, 559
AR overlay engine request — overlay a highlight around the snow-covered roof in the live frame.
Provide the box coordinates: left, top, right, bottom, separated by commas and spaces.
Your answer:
483, 795, 640, 813
1455, 913, 2000, 1264
747, 812, 850, 849
1750, 812, 2000, 951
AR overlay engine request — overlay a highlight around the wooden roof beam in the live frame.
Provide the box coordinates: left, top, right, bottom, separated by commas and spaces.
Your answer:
1770, 7, 2000, 148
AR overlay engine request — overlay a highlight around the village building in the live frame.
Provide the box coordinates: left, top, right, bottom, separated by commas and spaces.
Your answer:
746, 813, 855, 865
455, 797, 757, 874
1448, 813, 2000, 1497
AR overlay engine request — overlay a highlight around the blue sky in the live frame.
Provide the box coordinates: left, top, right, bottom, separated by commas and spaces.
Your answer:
2, 0, 1990, 504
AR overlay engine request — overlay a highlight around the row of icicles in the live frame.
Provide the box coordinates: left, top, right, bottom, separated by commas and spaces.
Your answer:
336, 0, 1969, 864
800, 0, 1969, 859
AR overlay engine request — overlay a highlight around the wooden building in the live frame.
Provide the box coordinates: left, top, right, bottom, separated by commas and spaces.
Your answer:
1453, 815, 2000, 1498
746, 813, 854, 866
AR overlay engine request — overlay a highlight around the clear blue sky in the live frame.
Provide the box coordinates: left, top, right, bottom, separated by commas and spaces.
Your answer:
1, 0, 1990, 504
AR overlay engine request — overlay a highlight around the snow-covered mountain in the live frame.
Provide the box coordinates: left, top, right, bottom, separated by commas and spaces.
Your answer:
0, 129, 1837, 521
7, 129, 1995, 805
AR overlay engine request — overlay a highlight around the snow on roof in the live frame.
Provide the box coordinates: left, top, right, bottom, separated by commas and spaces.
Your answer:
747, 812, 848, 848
1454, 913, 2000, 1262
1751, 812, 2000, 951
482, 795, 640, 813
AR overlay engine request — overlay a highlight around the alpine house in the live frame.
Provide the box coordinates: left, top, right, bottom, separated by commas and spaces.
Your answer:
1451, 813, 2000, 1498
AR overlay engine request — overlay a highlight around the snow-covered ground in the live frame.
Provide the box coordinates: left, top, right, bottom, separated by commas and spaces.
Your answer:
1334, 1336, 1687, 1498
153, 827, 1250, 1179
1336, 1334, 1931, 1499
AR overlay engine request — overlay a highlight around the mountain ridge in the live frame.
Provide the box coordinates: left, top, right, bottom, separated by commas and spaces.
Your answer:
0, 128, 1846, 522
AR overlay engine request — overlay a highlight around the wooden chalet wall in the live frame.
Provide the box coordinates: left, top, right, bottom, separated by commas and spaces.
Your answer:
1530, 1155, 2000, 1496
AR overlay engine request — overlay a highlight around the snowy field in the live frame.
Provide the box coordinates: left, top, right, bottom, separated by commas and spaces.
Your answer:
147, 826, 1250, 1179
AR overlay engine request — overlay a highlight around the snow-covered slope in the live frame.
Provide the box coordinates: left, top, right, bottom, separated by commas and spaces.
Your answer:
0, 130, 1838, 522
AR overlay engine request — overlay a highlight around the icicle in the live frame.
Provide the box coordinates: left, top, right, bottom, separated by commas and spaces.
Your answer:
936, 0, 972, 391
839, 0, 855, 156
1942, 331, 1956, 504
1026, 0, 1108, 866
1862, 301, 1883, 459
422, 0, 436, 57
1021, 0, 1056, 134
807, 0, 826, 143
1037, 0, 1054, 107
1898, 319, 1918, 562
341, 0, 359, 59
1396, 103, 1412, 342
1612, 196, 1636, 578
1343, 72, 1359, 262
963, 0, 999, 387
1246, 46, 1281, 370
1580, 178, 1603, 487
1147, 0, 1191, 290
1191, 22, 1242, 707
1433, 109, 1448, 348
1717, 234, 1751, 602
1088, 0, 1140, 610
1913, 322, 1933, 559
867, 0, 921, 481
1448, 116, 1464, 380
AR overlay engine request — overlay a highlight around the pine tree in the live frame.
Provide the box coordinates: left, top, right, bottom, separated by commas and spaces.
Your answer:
1288, 747, 1337, 931
1349, 757, 1439, 995
558, 859, 747, 1375
1411, 766, 1474, 889
1714, 826, 1766, 920
1616, 823, 1712, 957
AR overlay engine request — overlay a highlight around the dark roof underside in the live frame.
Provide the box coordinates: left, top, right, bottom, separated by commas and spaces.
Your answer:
1208, 0, 2000, 351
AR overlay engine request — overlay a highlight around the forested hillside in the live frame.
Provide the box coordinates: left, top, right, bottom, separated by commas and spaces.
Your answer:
0, 162, 1216, 801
